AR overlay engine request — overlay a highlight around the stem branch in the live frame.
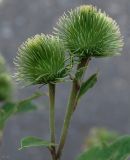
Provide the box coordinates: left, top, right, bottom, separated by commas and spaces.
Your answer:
57, 58, 90, 159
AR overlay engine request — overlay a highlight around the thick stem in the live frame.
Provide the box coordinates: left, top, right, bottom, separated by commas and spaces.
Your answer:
56, 81, 79, 160
48, 83, 56, 160
56, 58, 90, 159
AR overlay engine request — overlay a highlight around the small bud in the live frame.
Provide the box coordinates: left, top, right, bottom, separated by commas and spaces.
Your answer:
54, 5, 123, 58
0, 73, 12, 101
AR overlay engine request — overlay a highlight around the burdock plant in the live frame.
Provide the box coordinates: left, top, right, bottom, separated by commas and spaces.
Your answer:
14, 34, 70, 85
14, 5, 129, 160
54, 5, 123, 58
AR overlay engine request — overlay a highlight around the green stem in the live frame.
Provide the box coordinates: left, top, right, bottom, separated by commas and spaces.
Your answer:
48, 83, 56, 160
56, 81, 79, 160
56, 58, 90, 159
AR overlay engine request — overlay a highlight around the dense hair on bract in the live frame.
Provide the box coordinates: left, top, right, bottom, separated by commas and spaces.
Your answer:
14, 34, 71, 85
54, 5, 123, 58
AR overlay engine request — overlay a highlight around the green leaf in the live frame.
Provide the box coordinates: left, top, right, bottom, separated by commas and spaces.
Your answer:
78, 73, 98, 100
0, 92, 42, 130
0, 102, 36, 130
19, 136, 55, 150
77, 135, 130, 160
0, 103, 16, 129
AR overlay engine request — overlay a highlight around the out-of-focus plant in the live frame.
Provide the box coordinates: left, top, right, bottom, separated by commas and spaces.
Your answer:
77, 136, 130, 160
0, 54, 41, 145
0, 54, 6, 73
13, 5, 130, 160
0, 73, 12, 102
83, 127, 119, 148
0, 54, 12, 101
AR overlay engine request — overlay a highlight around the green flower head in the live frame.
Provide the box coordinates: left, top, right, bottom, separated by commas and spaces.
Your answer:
54, 5, 123, 58
0, 73, 12, 101
14, 34, 71, 85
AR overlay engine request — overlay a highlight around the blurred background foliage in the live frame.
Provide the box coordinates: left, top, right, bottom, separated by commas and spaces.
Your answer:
0, 54, 12, 101
84, 127, 119, 149
0, 0, 130, 160
0, 54, 41, 150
